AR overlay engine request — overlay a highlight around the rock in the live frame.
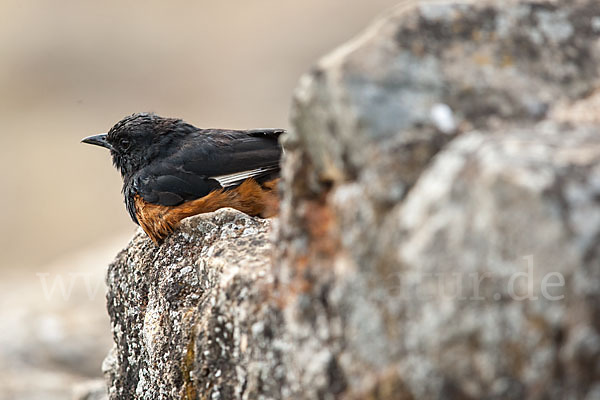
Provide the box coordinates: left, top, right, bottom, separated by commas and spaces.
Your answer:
386, 122, 600, 399
103, 209, 284, 399
277, 0, 600, 398
103, 1, 600, 399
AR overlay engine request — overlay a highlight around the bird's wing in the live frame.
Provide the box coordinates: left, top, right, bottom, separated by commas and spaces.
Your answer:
132, 129, 284, 206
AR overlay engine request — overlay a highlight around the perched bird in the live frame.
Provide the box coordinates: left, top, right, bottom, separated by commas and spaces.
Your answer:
82, 113, 283, 244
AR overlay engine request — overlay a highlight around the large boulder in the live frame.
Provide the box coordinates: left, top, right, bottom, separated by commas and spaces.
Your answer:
103, 1, 600, 399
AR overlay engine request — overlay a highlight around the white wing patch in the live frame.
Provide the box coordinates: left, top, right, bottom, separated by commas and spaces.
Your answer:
211, 166, 278, 188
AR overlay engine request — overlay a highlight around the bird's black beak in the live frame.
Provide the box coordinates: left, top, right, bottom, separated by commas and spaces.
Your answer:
81, 133, 112, 150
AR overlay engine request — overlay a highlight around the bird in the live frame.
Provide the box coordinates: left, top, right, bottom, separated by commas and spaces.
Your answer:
82, 113, 284, 244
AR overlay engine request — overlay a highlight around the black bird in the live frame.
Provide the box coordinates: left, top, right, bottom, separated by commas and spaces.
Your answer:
82, 113, 283, 243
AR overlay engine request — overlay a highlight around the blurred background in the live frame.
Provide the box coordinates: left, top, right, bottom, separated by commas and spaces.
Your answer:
0, 0, 400, 398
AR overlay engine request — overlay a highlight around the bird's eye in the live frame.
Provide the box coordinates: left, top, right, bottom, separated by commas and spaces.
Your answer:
120, 139, 131, 150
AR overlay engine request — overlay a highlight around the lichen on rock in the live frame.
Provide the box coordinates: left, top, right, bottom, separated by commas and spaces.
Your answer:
104, 209, 284, 399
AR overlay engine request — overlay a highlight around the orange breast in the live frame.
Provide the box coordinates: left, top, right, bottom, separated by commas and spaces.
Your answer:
134, 178, 279, 243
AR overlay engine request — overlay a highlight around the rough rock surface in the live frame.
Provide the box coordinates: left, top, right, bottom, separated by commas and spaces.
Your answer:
279, 0, 600, 398
104, 1, 600, 399
104, 209, 282, 399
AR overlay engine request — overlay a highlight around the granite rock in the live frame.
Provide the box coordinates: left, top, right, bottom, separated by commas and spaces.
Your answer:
278, 0, 600, 398
104, 209, 283, 399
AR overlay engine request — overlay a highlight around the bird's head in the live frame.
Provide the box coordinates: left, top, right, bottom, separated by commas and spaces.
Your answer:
82, 113, 188, 177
